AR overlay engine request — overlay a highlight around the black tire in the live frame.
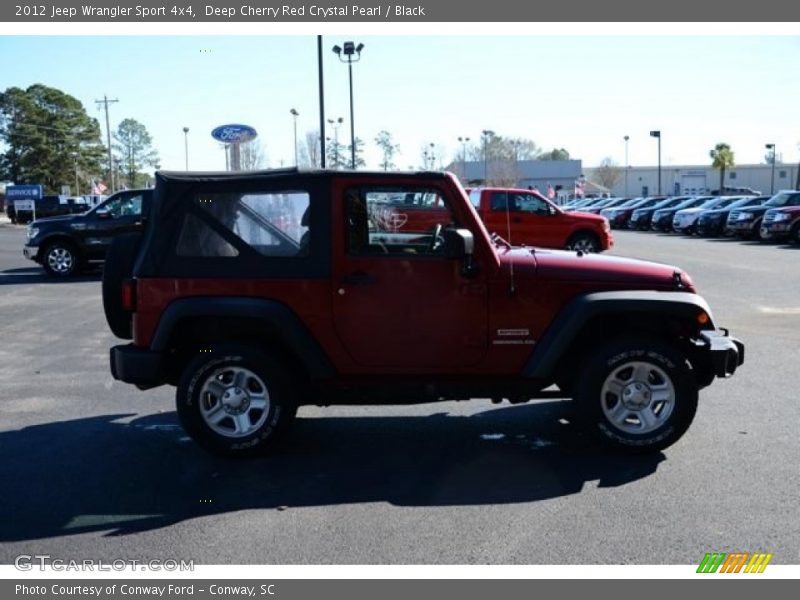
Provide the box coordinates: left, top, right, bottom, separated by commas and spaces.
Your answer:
789, 223, 800, 245
42, 240, 79, 277
752, 219, 763, 241
565, 231, 600, 253
102, 233, 142, 339
574, 336, 698, 454
176, 344, 298, 458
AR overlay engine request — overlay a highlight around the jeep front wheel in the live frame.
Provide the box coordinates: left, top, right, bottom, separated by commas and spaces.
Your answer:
575, 336, 697, 453
176, 344, 298, 457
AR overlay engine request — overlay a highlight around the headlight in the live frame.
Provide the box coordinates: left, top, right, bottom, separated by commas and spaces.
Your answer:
70, 222, 87, 230
771, 212, 790, 222
737, 212, 753, 221
26, 226, 39, 240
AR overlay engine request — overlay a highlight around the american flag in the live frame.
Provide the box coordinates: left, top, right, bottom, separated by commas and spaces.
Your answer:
92, 180, 108, 195
574, 178, 586, 198
547, 184, 555, 199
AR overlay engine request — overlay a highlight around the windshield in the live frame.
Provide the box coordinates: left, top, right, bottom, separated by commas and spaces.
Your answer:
616, 197, 642, 208
698, 197, 728, 210
765, 191, 800, 207
724, 197, 762, 210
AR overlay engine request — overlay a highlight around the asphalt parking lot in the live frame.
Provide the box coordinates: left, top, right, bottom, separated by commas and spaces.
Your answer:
0, 222, 798, 565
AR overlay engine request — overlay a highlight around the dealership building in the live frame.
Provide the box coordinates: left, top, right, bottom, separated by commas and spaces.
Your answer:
584, 163, 799, 198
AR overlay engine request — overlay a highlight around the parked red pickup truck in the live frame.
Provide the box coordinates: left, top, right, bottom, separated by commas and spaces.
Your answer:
468, 188, 613, 252
369, 187, 612, 253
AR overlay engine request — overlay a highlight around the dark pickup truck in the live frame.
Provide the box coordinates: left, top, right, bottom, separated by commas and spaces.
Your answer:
23, 189, 153, 276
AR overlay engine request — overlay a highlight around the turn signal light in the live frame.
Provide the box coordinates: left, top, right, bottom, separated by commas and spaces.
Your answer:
697, 311, 710, 326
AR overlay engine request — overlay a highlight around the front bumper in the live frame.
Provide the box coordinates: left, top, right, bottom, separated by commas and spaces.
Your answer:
696, 220, 724, 236
698, 329, 745, 378
759, 223, 790, 240
111, 344, 164, 389
23, 245, 39, 261
726, 221, 756, 235
651, 217, 672, 231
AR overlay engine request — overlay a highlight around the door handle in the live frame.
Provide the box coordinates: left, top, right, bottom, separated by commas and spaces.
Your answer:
512, 217, 522, 224
341, 272, 376, 285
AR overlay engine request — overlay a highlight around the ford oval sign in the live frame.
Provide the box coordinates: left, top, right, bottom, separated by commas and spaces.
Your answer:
211, 124, 258, 143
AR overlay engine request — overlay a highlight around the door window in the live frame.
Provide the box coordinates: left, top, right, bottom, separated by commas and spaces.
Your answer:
345, 186, 456, 256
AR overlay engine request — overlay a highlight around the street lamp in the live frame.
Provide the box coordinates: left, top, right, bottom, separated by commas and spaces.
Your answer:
649, 130, 661, 195
458, 136, 470, 182
332, 41, 364, 169
623, 135, 629, 197
765, 143, 776, 194
327, 117, 343, 168
182, 127, 189, 170
481, 130, 493, 185
290, 109, 299, 166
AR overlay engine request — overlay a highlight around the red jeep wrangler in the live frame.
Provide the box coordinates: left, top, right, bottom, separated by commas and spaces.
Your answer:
104, 169, 744, 457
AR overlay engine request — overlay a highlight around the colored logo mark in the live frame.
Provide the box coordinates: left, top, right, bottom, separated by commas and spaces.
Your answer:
697, 552, 773, 573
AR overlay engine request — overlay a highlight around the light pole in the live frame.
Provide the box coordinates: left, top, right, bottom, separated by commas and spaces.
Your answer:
765, 143, 776, 194
623, 135, 629, 197
73, 152, 79, 195
426, 143, 436, 169
332, 41, 364, 169
650, 130, 661, 195
458, 136, 470, 182
290, 109, 299, 166
511, 139, 521, 186
182, 127, 189, 170
327, 117, 343, 168
481, 130, 493, 185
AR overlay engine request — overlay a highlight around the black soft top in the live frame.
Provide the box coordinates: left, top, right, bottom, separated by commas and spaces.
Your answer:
135, 168, 450, 278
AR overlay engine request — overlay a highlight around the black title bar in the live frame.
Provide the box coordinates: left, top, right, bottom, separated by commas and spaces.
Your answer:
3, 1, 800, 22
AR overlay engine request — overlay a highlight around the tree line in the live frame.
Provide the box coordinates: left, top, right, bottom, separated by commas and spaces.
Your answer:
0, 84, 159, 194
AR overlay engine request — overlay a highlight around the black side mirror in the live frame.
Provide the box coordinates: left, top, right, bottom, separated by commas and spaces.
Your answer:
443, 228, 474, 259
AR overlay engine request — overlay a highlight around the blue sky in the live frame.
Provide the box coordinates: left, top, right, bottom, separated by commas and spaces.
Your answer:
1, 35, 798, 173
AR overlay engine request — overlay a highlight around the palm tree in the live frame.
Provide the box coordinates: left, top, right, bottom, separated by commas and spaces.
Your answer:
709, 143, 735, 196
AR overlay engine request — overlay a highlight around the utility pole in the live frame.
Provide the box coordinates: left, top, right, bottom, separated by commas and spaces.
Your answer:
95, 94, 119, 191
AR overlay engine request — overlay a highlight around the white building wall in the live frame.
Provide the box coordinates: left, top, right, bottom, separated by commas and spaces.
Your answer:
585, 164, 799, 197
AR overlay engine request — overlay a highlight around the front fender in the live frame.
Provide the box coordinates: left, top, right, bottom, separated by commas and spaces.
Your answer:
522, 290, 715, 379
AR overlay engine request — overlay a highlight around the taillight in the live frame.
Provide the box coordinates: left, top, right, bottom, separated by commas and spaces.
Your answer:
121, 278, 137, 312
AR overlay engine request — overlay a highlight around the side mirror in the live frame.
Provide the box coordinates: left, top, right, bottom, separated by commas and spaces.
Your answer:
97, 209, 111, 220
443, 228, 474, 259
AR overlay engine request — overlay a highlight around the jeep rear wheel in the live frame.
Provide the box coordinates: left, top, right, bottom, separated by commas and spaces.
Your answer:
566, 231, 600, 253
42, 240, 78, 277
575, 336, 697, 453
176, 344, 298, 457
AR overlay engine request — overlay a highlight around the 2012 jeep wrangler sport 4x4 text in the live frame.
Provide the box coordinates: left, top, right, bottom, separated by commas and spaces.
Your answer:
104, 169, 744, 457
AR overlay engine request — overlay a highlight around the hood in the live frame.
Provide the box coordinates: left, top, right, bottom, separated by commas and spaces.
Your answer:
768, 206, 800, 215
29, 213, 84, 226
675, 207, 705, 216
566, 211, 606, 224
500, 247, 689, 291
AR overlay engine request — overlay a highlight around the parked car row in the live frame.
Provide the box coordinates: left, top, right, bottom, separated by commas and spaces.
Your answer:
565, 191, 800, 243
